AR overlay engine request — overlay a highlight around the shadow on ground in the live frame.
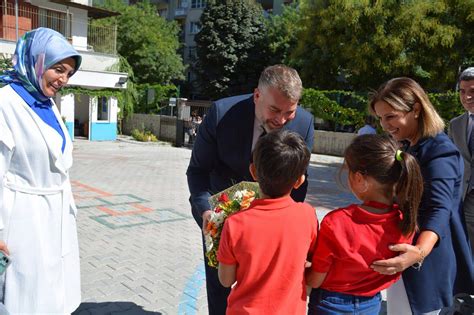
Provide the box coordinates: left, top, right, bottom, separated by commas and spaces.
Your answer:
73, 302, 162, 315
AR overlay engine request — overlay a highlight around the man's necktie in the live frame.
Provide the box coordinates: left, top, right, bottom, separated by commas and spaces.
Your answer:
469, 115, 474, 190
470, 115, 474, 156
259, 126, 267, 139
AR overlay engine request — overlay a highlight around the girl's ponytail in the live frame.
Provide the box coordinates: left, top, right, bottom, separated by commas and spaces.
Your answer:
395, 150, 423, 235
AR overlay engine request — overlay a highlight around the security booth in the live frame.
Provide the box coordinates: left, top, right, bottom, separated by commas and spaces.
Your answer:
56, 69, 127, 141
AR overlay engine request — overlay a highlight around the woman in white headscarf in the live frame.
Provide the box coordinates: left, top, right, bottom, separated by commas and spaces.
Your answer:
0, 27, 81, 314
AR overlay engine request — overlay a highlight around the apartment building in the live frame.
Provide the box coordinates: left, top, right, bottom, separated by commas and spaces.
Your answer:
0, 0, 128, 141
143, 0, 293, 98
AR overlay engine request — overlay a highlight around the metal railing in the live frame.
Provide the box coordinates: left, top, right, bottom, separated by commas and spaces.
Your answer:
0, 2, 117, 55
87, 22, 117, 55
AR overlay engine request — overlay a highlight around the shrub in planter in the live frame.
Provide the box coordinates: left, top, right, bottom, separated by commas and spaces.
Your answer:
131, 129, 158, 142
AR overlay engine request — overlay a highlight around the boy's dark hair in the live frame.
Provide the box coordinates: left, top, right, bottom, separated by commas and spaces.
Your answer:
344, 134, 423, 235
253, 130, 310, 198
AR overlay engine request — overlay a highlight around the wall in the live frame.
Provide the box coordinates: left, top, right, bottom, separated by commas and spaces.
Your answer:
89, 96, 117, 141
58, 93, 75, 139
79, 51, 120, 72
123, 114, 357, 155
312, 130, 357, 156
68, 69, 127, 89
123, 113, 176, 143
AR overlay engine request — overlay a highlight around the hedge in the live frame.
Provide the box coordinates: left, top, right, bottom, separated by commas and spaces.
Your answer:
301, 88, 463, 131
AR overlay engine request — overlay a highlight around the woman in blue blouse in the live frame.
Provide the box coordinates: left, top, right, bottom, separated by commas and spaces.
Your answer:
369, 77, 473, 314
0, 28, 82, 313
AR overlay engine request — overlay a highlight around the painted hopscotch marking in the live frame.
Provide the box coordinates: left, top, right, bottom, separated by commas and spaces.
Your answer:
97, 203, 153, 216
71, 181, 190, 230
91, 208, 189, 229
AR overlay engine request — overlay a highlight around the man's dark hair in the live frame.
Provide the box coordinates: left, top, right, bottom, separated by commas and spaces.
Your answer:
252, 130, 310, 198
459, 67, 474, 82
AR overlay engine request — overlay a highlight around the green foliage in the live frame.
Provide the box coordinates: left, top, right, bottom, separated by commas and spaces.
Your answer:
94, 0, 185, 84
135, 84, 178, 114
195, 0, 269, 99
265, 3, 303, 65
0, 54, 13, 73
429, 92, 464, 124
301, 89, 365, 130
293, 0, 473, 91
61, 85, 133, 121
113, 56, 138, 119
301, 88, 463, 131
131, 128, 158, 142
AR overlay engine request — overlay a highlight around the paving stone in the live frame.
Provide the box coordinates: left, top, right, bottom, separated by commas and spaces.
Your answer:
69, 139, 360, 314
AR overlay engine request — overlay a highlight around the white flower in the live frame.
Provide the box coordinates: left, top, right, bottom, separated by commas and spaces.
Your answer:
233, 189, 248, 201
205, 233, 213, 252
210, 211, 225, 226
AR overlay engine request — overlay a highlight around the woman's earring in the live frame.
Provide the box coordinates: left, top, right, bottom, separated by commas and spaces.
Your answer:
360, 181, 368, 193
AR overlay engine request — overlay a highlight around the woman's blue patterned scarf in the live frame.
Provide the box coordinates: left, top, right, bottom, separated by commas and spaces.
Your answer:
0, 27, 82, 102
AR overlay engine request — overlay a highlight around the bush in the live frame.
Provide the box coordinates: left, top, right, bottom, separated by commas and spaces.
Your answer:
301, 88, 463, 131
428, 92, 464, 124
301, 89, 365, 131
131, 129, 158, 142
135, 84, 178, 114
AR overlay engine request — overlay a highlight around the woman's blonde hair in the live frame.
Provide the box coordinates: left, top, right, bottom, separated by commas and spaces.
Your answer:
369, 77, 444, 138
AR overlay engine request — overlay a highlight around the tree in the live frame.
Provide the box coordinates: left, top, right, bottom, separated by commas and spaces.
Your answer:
195, 0, 269, 99
94, 0, 185, 84
293, 0, 473, 91
265, 2, 304, 66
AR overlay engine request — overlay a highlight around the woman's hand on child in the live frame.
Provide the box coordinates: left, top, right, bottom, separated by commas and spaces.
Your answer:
370, 243, 421, 275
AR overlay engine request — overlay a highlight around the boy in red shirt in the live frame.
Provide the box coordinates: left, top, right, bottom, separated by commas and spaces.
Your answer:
217, 130, 318, 314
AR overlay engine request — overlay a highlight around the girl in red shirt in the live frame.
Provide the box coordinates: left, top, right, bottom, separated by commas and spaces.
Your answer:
307, 134, 424, 315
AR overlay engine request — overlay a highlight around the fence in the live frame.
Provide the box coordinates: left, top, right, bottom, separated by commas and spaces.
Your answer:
186, 100, 212, 119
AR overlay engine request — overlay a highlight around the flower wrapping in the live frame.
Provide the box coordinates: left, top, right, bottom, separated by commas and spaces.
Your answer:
204, 181, 260, 268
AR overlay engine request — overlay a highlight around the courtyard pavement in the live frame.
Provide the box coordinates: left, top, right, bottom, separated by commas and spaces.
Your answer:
69, 137, 364, 315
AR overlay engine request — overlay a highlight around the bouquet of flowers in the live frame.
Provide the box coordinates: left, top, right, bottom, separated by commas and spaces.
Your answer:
204, 181, 260, 268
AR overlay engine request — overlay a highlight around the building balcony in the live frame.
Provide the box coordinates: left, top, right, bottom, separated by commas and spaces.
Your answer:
174, 7, 186, 18
0, 1, 118, 55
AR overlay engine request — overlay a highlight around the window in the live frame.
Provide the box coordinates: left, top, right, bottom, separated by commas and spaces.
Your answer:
188, 46, 197, 60
191, 0, 205, 9
189, 22, 201, 34
97, 97, 109, 121
157, 9, 168, 18
178, 0, 188, 8
38, 8, 71, 39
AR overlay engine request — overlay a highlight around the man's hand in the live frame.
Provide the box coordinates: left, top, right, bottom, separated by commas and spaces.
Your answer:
202, 210, 212, 234
0, 240, 9, 255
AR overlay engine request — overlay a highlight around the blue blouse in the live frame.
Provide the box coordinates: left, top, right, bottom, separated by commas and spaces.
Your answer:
10, 82, 65, 153
403, 133, 474, 313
